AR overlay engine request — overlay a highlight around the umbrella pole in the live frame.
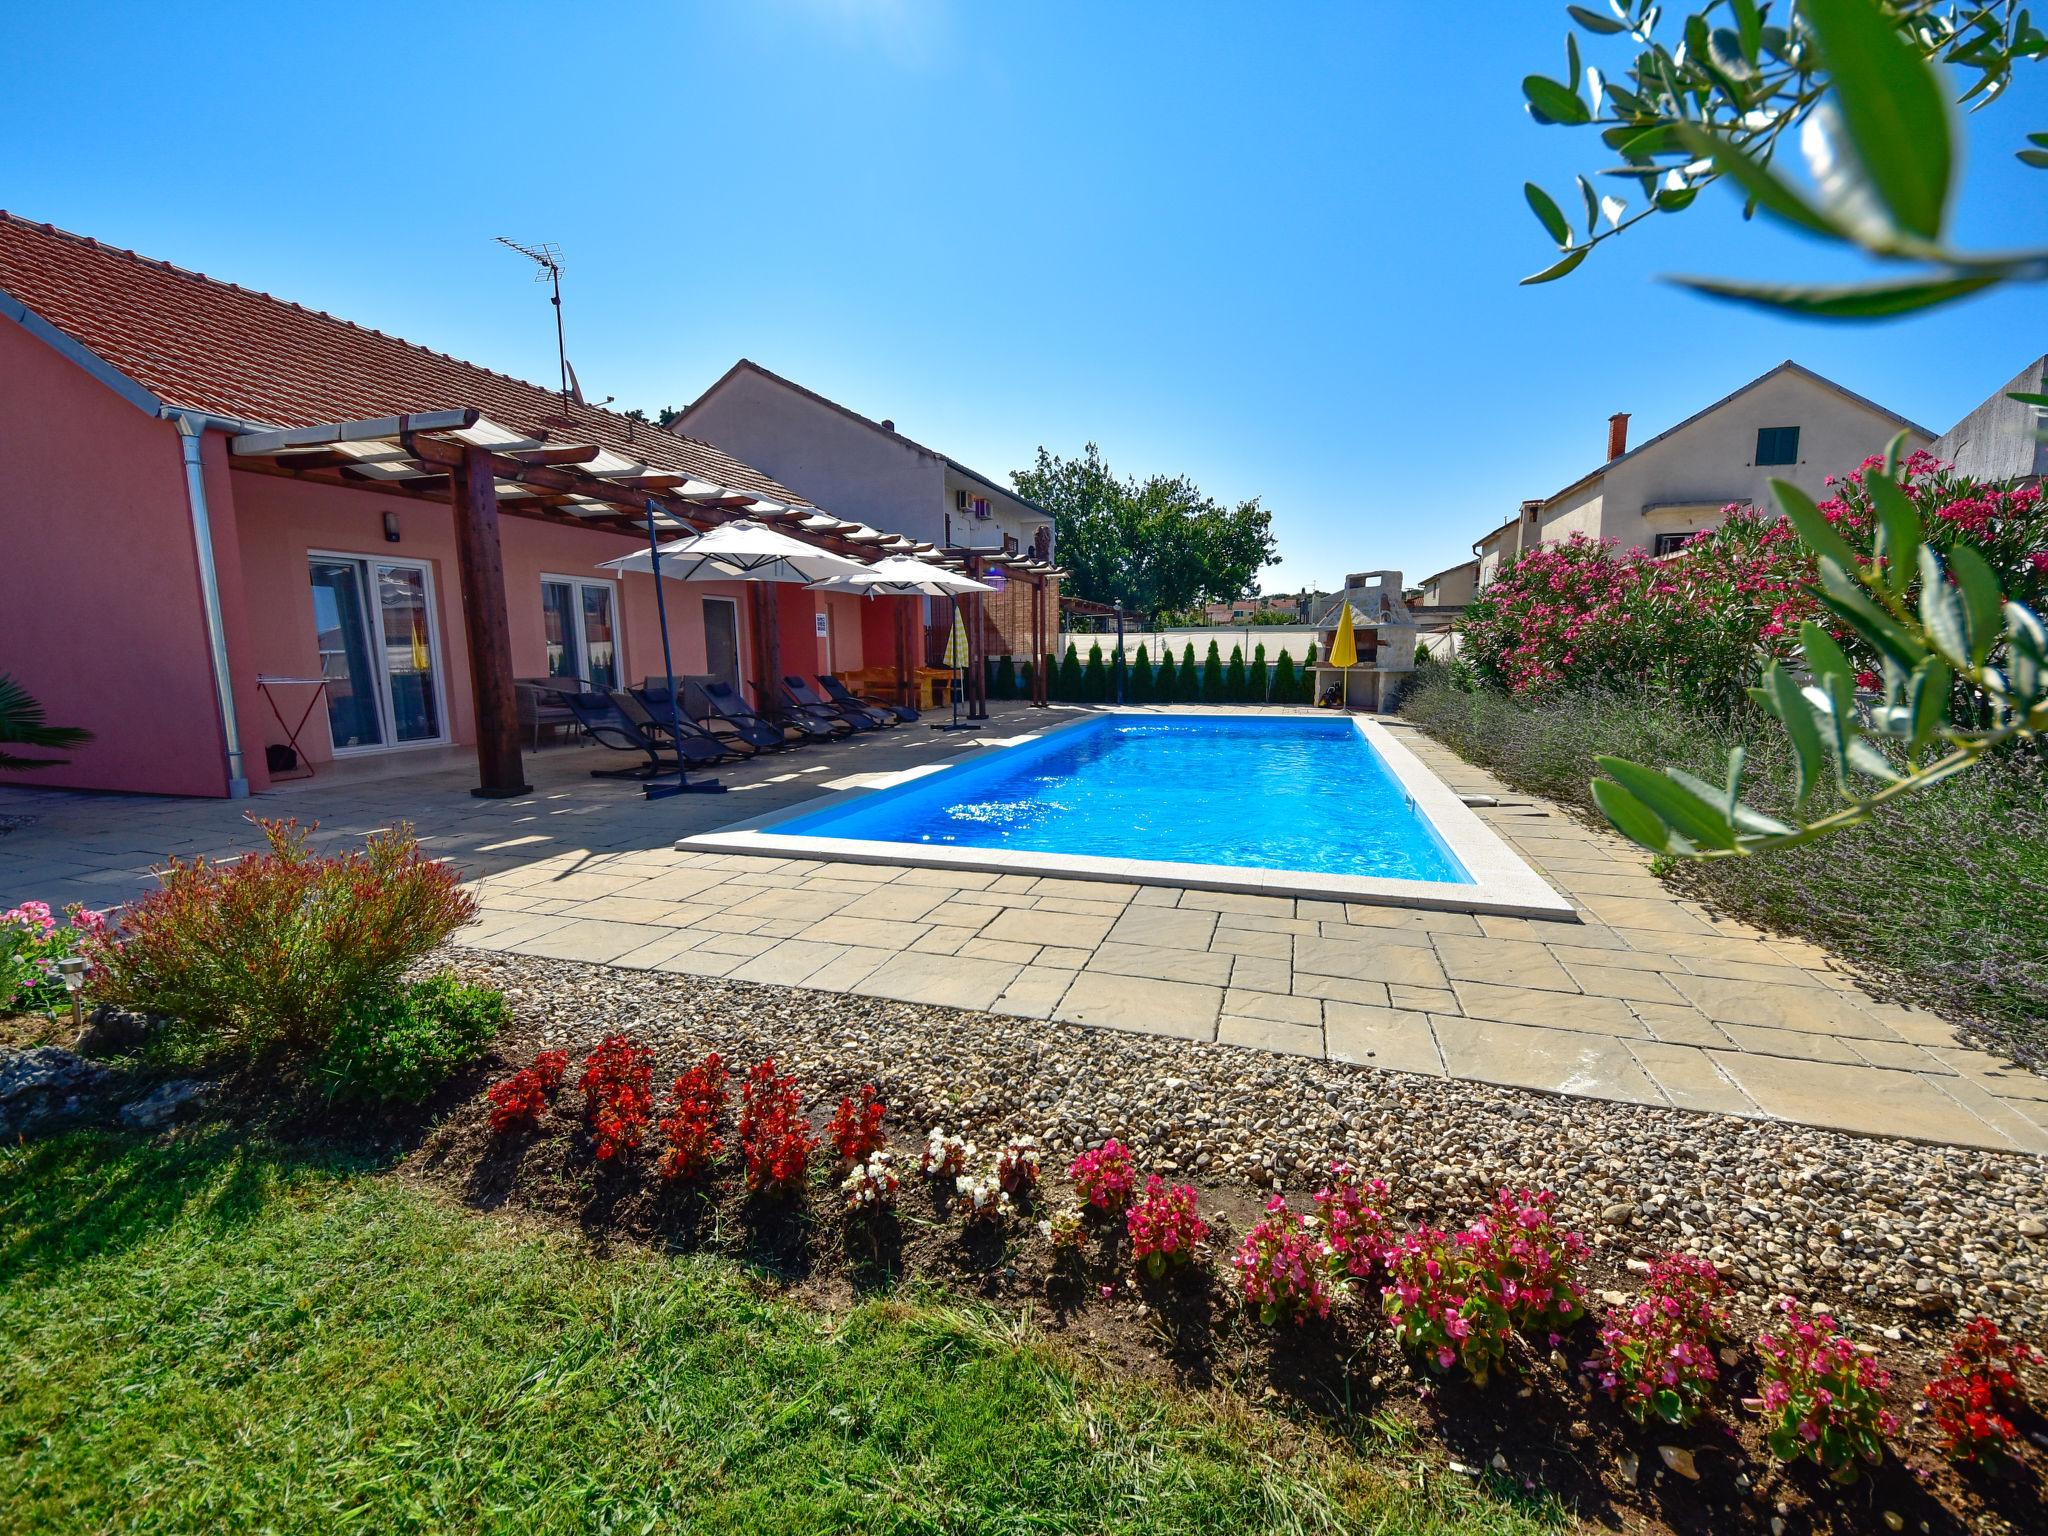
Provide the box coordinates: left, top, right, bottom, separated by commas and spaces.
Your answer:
641, 499, 724, 798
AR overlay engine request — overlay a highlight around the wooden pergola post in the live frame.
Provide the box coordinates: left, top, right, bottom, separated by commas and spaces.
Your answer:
752, 582, 784, 713
451, 446, 530, 798
894, 595, 913, 707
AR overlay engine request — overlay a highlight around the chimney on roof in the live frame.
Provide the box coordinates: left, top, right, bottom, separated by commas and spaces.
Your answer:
880, 419, 895, 433
1607, 412, 1630, 461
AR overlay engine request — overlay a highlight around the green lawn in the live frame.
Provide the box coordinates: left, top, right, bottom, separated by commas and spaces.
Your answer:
0, 1130, 1558, 1535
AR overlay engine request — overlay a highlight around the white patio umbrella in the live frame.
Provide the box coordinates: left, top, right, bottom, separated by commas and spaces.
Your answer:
599, 518, 869, 585
598, 512, 869, 800
809, 554, 994, 731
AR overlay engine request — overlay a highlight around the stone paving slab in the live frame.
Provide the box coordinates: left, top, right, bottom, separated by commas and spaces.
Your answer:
2, 702, 2042, 1153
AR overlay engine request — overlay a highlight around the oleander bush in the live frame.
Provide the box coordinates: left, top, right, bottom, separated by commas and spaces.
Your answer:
318, 972, 506, 1105
83, 816, 475, 1061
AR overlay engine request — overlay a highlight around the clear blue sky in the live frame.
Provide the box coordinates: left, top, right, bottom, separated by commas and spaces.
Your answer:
7, 1, 2044, 591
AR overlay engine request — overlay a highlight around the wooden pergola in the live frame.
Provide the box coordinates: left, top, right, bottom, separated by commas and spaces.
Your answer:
230, 410, 1058, 789
941, 548, 1061, 716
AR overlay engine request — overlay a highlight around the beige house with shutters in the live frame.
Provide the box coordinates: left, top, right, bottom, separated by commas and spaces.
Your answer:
1475, 361, 1932, 586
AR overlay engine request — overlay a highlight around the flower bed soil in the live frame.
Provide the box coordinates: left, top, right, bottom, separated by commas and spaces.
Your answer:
363, 948, 2048, 1536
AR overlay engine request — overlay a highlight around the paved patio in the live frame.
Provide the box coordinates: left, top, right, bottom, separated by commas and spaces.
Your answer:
3, 704, 2042, 1153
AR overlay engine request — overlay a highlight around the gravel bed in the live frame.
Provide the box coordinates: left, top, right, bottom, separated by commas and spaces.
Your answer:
452, 947, 2048, 1343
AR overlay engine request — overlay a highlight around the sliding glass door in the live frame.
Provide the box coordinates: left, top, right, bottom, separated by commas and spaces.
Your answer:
541, 576, 620, 690
308, 554, 446, 754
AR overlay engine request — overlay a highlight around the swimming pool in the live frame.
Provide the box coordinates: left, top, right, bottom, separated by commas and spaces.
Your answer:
681, 710, 1572, 917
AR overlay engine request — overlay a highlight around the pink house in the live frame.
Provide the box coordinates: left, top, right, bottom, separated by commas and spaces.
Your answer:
0, 213, 961, 799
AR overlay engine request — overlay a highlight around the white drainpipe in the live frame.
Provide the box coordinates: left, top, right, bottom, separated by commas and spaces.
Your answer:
172, 413, 249, 797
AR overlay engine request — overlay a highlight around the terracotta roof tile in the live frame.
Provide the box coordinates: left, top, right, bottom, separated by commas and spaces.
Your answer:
0, 211, 813, 508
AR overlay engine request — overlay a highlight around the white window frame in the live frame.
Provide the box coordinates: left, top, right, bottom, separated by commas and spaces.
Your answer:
539, 573, 625, 690
307, 549, 451, 756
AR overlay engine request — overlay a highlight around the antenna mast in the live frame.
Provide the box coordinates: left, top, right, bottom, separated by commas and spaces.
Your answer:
495, 237, 571, 414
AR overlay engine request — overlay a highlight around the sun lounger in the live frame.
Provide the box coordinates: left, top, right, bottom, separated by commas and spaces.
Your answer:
608, 689, 750, 763
684, 680, 803, 749
821, 672, 917, 725
560, 692, 696, 778
784, 675, 887, 731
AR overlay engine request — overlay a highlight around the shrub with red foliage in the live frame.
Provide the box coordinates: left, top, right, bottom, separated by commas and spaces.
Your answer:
531, 1049, 569, 1093
1923, 1317, 2042, 1465
82, 815, 476, 1056
738, 1057, 818, 1197
827, 1084, 887, 1166
657, 1052, 729, 1181
485, 1047, 572, 1135
578, 1034, 654, 1161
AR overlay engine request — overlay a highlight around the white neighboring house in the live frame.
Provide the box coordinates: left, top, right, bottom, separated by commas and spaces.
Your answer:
1474, 361, 1932, 586
676, 359, 1055, 563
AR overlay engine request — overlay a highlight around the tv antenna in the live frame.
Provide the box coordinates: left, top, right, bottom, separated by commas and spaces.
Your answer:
496, 237, 575, 413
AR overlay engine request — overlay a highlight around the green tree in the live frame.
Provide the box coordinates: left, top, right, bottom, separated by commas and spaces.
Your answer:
1202, 641, 1225, 701
1011, 443, 1278, 615
1019, 658, 1035, 702
1250, 644, 1270, 704
1300, 644, 1319, 703
1129, 643, 1153, 704
994, 654, 1017, 700
1057, 644, 1083, 702
1272, 650, 1298, 705
1155, 646, 1179, 701
1083, 644, 1108, 703
0, 675, 91, 772
1518, 0, 2048, 317
1225, 646, 1248, 704
1179, 644, 1201, 703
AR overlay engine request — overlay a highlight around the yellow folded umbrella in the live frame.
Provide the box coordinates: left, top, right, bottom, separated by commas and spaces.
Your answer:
1328, 601, 1357, 709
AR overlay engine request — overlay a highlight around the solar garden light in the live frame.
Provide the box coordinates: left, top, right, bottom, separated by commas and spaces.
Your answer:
54, 954, 89, 1029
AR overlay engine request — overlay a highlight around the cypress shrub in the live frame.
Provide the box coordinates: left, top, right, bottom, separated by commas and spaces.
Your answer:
1019, 658, 1035, 701
1083, 644, 1108, 702
1057, 643, 1083, 701
994, 654, 1017, 699
1272, 649, 1297, 705
1179, 644, 1201, 702
1250, 643, 1269, 703
1155, 646, 1179, 701
1129, 643, 1153, 703
1300, 643, 1319, 703
1224, 645, 1248, 703
1202, 640, 1224, 701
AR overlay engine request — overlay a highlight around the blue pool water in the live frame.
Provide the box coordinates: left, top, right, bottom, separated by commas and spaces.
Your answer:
775, 715, 1472, 884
